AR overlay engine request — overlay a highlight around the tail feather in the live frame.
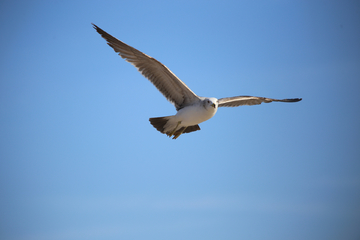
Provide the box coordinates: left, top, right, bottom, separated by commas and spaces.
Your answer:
149, 116, 171, 133
149, 117, 201, 139
177, 125, 200, 134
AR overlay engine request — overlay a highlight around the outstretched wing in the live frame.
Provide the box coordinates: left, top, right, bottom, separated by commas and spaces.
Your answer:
92, 24, 199, 110
218, 96, 302, 107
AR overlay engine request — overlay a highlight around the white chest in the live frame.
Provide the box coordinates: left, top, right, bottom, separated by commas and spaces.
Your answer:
175, 104, 218, 126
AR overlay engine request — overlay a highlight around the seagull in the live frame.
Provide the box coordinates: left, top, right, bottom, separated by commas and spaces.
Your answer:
92, 24, 302, 139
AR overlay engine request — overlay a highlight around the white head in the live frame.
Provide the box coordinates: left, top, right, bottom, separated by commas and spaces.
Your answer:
203, 97, 218, 111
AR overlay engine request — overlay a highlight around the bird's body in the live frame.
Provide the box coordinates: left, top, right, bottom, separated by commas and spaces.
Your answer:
148, 97, 218, 139
92, 24, 302, 139
175, 97, 218, 126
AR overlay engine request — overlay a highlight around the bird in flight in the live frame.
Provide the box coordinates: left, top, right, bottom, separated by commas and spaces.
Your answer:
92, 24, 302, 139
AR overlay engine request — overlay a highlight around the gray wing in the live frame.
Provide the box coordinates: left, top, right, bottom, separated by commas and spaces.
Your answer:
218, 96, 302, 107
92, 24, 199, 110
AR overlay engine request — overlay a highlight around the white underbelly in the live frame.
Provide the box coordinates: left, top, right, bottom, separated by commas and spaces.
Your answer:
175, 105, 217, 126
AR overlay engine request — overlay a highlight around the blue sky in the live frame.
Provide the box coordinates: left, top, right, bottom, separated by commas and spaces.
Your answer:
1, 0, 359, 239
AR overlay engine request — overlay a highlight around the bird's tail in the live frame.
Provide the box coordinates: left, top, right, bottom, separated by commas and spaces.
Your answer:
149, 116, 201, 139
149, 116, 172, 134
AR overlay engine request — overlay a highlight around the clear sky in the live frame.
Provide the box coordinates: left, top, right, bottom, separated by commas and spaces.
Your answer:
1, 0, 359, 239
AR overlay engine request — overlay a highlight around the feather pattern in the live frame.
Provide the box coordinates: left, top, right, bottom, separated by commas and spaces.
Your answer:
92, 24, 199, 110
218, 96, 302, 107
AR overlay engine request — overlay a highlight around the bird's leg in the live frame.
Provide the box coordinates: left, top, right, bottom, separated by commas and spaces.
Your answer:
173, 126, 187, 139
168, 121, 181, 137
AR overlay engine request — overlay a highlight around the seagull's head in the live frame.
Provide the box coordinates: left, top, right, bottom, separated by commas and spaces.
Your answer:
203, 97, 218, 110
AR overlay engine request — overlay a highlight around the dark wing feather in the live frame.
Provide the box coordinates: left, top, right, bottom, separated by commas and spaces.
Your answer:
218, 96, 302, 107
92, 24, 199, 110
